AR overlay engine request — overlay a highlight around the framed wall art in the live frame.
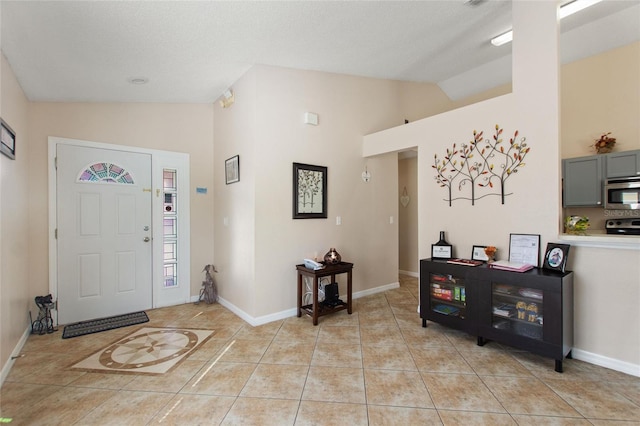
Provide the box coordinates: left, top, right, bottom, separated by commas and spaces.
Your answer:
1, 118, 16, 160
543, 243, 570, 272
508, 233, 540, 267
225, 155, 239, 184
293, 162, 327, 219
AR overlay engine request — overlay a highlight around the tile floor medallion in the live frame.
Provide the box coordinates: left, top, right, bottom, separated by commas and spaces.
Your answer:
69, 327, 215, 375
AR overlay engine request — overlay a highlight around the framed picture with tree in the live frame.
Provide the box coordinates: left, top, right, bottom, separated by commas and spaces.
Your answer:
293, 162, 327, 219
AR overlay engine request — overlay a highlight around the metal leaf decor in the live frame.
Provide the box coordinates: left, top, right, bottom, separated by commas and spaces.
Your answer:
432, 125, 530, 206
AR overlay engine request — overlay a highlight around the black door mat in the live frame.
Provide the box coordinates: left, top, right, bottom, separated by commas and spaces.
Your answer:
62, 311, 149, 339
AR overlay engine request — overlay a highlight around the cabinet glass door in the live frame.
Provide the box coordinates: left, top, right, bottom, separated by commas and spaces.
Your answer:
430, 273, 466, 319
492, 283, 543, 340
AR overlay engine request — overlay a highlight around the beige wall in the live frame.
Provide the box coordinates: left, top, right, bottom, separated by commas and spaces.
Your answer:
562, 41, 640, 158
215, 65, 424, 320
364, 3, 640, 372
1, 54, 31, 374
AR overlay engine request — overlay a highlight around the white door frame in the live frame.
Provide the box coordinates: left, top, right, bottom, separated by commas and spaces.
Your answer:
48, 137, 191, 318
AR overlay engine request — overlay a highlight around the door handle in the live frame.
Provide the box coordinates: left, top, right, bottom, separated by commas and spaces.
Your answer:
143, 237, 150, 242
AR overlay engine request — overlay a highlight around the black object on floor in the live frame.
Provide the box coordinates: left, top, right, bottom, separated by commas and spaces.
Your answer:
62, 311, 149, 339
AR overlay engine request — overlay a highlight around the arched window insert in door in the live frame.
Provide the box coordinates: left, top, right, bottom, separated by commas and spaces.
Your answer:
77, 162, 135, 184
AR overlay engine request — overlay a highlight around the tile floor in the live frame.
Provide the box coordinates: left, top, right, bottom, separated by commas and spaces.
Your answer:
2, 275, 639, 425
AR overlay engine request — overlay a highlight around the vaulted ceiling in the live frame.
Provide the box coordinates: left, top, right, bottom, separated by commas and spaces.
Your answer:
1, 1, 638, 103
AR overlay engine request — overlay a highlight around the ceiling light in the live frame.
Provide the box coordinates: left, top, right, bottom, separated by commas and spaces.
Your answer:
128, 77, 149, 85
491, 30, 513, 47
559, 0, 603, 19
219, 89, 234, 108
490, 0, 603, 46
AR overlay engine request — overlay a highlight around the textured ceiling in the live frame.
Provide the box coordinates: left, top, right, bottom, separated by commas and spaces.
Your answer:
1, 1, 638, 104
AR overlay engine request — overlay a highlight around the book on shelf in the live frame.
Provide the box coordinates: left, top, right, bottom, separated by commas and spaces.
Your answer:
488, 260, 534, 272
446, 258, 483, 266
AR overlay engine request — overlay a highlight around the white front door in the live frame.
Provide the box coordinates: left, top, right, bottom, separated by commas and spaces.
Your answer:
56, 144, 152, 324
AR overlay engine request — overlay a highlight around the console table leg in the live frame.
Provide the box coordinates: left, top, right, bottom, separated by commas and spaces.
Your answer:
422, 318, 427, 328
312, 277, 319, 326
347, 271, 353, 314
555, 359, 563, 373
297, 273, 302, 317
477, 336, 486, 346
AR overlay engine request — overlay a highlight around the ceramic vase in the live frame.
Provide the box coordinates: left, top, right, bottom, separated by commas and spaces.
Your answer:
324, 248, 341, 264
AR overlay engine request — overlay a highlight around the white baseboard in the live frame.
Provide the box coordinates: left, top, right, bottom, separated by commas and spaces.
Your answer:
399, 269, 419, 278
571, 348, 640, 377
1, 325, 32, 387
209, 281, 401, 327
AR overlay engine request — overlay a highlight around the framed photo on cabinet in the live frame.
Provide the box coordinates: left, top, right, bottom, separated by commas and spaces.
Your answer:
508, 233, 540, 267
543, 243, 570, 272
471, 245, 489, 262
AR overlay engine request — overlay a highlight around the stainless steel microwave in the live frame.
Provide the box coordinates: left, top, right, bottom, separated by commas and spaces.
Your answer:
605, 176, 640, 209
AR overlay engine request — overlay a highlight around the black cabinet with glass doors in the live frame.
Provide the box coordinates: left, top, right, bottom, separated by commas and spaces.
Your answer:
420, 259, 573, 372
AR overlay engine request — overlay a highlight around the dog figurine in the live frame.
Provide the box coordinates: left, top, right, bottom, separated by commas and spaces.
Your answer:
197, 264, 218, 304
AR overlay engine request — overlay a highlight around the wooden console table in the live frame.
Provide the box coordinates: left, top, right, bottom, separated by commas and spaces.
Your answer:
296, 262, 353, 325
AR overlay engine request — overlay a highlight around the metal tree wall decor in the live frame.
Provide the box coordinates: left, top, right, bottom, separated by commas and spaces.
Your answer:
433, 125, 530, 206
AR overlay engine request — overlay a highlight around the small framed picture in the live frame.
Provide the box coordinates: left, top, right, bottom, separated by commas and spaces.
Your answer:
543, 243, 570, 272
1, 118, 16, 160
225, 155, 239, 184
509, 233, 540, 267
471, 245, 488, 262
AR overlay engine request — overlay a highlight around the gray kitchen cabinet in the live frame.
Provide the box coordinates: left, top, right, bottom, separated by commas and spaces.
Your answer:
605, 150, 640, 178
562, 155, 603, 207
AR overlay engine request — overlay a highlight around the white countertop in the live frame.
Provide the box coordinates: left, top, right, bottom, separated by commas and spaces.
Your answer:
558, 231, 640, 250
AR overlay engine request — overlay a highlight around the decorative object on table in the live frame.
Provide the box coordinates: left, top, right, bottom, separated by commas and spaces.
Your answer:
400, 187, 410, 207
196, 264, 218, 304
293, 162, 327, 219
324, 247, 341, 264
564, 215, 589, 235
543, 243, 570, 272
593, 132, 616, 154
1, 118, 16, 160
431, 231, 453, 259
484, 246, 497, 263
225, 155, 239, 184
508, 233, 540, 267
433, 125, 530, 206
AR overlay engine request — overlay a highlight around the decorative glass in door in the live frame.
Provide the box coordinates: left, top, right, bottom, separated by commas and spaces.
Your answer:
163, 169, 178, 288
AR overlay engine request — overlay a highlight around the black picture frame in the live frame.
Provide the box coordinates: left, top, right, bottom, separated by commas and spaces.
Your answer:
293, 162, 327, 219
543, 243, 570, 272
508, 233, 541, 267
471, 245, 488, 262
225, 155, 239, 184
1, 118, 16, 160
